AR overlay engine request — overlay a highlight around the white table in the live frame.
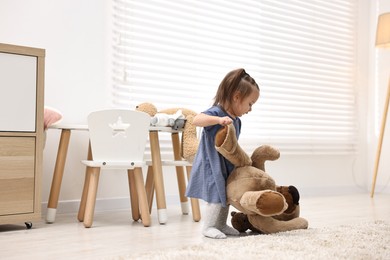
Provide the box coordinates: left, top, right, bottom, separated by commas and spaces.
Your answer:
46, 124, 200, 224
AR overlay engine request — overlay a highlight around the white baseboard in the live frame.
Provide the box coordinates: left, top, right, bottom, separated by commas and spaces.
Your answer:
41, 185, 390, 215
41, 195, 185, 215
299, 184, 390, 197
299, 185, 365, 197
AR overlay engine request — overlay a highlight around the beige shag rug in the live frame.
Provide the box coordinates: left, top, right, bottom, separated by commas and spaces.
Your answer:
115, 220, 390, 260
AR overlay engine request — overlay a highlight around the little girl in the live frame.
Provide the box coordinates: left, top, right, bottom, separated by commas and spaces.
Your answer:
186, 68, 260, 239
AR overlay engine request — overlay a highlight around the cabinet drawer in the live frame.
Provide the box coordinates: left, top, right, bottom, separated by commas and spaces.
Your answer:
0, 137, 35, 215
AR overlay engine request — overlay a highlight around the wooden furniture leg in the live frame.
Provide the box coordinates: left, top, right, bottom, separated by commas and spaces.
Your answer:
186, 165, 201, 222
77, 142, 92, 222
128, 169, 140, 221
149, 131, 167, 224
371, 78, 390, 197
83, 167, 100, 228
133, 167, 151, 227
46, 129, 71, 223
186, 166, 201, 222
145, 166, 155, 213
171, 132, 189, 215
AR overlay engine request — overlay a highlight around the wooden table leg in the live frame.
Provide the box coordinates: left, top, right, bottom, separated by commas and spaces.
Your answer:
46, 129, 71, 223
186, 166, 201, 222
149, 131, 167, 224
171, 132, 189, 215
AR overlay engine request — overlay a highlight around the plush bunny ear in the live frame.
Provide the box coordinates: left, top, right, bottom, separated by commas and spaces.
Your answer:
215, 124, 251, 167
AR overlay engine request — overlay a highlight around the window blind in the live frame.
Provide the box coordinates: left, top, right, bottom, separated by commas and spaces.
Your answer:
111, 0, 358, 155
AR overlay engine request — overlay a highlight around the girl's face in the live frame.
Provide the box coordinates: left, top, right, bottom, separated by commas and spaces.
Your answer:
231, 90, 259, 118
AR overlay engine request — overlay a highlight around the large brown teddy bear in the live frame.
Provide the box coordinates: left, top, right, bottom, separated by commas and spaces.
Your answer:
136, 102, 199, 162
215, 124, 308, 234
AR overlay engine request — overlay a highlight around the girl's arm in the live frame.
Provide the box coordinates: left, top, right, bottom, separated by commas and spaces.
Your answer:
192, 112, 233, 127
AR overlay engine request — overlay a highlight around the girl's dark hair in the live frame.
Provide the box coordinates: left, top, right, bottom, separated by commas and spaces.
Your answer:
213, 68, 259, 109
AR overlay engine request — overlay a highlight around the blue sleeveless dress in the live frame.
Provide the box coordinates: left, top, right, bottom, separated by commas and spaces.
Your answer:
185, 106, 241, 207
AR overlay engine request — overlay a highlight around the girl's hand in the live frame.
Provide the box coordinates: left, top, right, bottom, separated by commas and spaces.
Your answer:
219, 116, 233, 126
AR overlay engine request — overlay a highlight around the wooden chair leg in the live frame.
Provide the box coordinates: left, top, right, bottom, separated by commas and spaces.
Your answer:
186, 166, 201, 222
145, 166, 155, 213
77, 168, 91, 222
128, 169, 140, 221
78, 142, 93, 222
133, 167, 151, 227
83, 167, 100, 228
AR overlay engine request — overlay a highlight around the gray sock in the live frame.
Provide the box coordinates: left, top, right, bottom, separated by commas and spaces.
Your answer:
202, 203, 227, 239
217, 205, 240, 236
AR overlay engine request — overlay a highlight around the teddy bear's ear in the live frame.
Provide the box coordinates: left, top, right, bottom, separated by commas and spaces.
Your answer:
273, 185, 301, 220
288, 185, 300, 205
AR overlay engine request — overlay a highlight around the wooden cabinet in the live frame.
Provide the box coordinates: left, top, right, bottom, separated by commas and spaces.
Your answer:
0, 43, 45, 226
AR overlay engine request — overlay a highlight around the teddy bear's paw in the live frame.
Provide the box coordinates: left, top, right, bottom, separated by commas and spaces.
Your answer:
215, 124, 252, 167
182, 141, 198, 162
251, 145, 280, 171
240, 190, 288, 217
294, 217, 309, 229
215, 125, 229, 147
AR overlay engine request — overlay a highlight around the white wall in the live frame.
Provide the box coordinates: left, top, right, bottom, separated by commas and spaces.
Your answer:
0, 0, 388, 215
0, 0, 117, 213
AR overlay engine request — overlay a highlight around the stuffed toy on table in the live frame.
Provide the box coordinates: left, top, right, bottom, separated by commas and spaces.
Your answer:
215, 124, 309, 234
136, 102, 199, 163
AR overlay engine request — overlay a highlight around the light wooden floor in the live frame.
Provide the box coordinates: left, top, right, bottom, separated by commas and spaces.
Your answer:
1, 193, 389, 260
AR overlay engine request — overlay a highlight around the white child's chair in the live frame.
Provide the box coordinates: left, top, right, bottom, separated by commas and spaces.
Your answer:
78, 109, 151, 228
